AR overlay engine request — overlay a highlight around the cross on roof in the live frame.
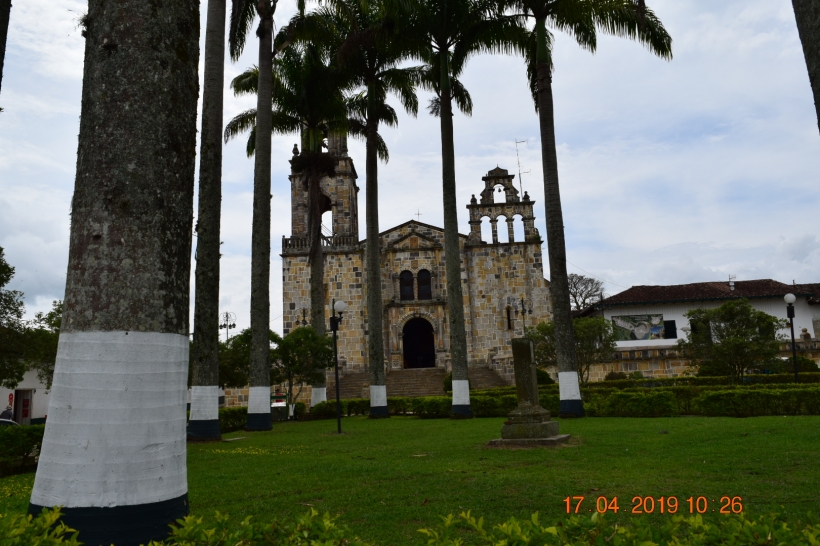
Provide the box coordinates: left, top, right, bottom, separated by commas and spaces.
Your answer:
415, 209, 422, 222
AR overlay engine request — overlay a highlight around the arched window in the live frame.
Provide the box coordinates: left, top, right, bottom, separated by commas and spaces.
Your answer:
497, 215, 509, 243
418, 269, 432, 300
399, 270, 414, 301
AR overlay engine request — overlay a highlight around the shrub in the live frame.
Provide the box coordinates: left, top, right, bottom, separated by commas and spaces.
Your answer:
419, 510, 820, 546
694, 388, 820, 417
604, 370, 628, 381
443, 372, 452, 393
0, 424, 45, 471
153, 508, 368, 545
535, 368, 555, 385
470, 395, 518, 417
590, 391, 678, 417
310, 400, 347, 419
0, 508, 81, 545
387, 397, 412, 415
411, 396, 451, 418
218, 407, 247, 433
293, 402, 306, 420
346, 398, 370, 416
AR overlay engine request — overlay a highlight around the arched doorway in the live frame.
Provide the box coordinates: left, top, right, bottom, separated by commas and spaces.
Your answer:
403, 318, 435, 368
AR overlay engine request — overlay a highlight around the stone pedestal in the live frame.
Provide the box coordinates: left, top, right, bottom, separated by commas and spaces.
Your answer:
488, 338, 570, 449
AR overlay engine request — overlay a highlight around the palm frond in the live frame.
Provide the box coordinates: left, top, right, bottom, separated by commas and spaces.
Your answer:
229, 0, 257, 61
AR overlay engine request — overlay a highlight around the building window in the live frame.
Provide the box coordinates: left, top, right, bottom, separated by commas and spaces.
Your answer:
399, 270, 414, 301
506, 307, 513, 330
418, 269, 432, 300
664, 320, 677, 339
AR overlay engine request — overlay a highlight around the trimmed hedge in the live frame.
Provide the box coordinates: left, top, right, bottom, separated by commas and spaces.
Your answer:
695, 388, 820, 417
0, 424, 45, 473
586, 391, 679, 418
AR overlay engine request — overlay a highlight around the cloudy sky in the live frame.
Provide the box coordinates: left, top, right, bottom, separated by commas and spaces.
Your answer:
1, 0, 818, 334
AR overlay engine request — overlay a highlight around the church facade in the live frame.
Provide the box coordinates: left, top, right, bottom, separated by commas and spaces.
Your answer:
281, 142, 552, 376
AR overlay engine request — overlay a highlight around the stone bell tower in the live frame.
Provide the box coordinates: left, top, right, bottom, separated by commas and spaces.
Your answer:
287, 132, 359, 241
467, 167, 539, 244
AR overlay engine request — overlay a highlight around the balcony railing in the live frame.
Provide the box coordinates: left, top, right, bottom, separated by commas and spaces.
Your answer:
282, 234, 359, 250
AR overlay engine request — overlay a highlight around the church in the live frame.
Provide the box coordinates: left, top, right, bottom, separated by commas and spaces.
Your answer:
281, 137, 552, 385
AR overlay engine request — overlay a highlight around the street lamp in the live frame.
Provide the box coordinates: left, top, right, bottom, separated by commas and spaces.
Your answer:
219, 311, 236, 342
509, 296, 533, 331
330, 299, 348, 434
784, 293, 799, 382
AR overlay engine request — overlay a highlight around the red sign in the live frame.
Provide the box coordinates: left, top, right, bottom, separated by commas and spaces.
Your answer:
7, 393, 12, 406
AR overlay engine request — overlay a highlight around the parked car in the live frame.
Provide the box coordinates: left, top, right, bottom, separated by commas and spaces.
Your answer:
0, 419, 19, 427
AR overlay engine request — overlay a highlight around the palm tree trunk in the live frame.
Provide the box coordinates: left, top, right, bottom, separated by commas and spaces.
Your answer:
366, 87, 388, 418
246, 5, 273, 431
535, 19, 583, 417
0, 0, 10, 98
28, 0, 199, 542
189, 0, 226, 442
793, 0, 820, 135
307, 168, 326, 336
439, 51, 472, 419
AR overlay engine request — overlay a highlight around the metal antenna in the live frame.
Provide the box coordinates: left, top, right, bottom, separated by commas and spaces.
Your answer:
514, 138, 530, 194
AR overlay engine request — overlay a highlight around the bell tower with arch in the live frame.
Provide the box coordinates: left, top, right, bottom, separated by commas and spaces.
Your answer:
287, 133, 359, 241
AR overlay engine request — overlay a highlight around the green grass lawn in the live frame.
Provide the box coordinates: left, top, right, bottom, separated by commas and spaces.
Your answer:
2, 416, 819, 544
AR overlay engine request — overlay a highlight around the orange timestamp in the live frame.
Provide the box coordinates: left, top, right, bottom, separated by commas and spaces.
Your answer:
564, 496, 744, 515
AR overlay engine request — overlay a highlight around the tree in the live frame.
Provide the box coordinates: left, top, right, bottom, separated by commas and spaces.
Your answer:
508, 0, 671, 416
28, 0, 199, 543
677, 299, 787, 382
0, 0, 10, 110
0, 246, 26, 389
225, 34, 351, 335
229, 0, 278, 432
270, 327, 333, 415
567, 273, 603, 311
22, 300, 62, 390
793, 0, 820, 135
189, 0, 229, 442
406, 0, 525, 418
218, 328, 252, 388
326, 0, 420, 418
526, 316, 616, 385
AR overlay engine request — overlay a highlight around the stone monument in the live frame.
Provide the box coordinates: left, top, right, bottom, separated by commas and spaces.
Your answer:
487, 338, 570, 448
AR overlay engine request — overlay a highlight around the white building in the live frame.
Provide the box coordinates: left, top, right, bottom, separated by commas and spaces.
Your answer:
592, 279, 820, 349
0, 370, 50, 425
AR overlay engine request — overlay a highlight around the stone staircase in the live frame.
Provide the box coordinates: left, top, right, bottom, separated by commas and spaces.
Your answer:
325, 366, 509, 400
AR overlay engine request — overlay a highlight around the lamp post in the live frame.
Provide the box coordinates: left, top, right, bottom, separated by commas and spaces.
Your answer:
784, 293, 799, 382
219, 311, 236, 342
330, 298, 348, 434
509, 296, 533, 333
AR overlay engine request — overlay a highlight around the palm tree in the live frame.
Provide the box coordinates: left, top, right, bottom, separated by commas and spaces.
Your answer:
229, 0, 277, 431
225, 36, 351, 347
325, 0, 421, 418
507, 0, 671, 416
406, 0, 525, 418
0, 0, 10, 107
27, 0, 199, 543
792, 0, 820, 134
189, 0, 228, 442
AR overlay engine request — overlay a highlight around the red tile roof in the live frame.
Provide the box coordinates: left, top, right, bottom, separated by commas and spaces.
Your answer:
603, 279, 819, 306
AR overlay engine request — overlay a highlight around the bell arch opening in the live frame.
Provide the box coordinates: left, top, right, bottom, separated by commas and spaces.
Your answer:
402, 317, 436, 369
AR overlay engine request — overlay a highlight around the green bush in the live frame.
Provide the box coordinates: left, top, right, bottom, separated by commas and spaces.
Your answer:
345, 398, 370, 416
0, 508, 81, 545
694, 387, 820, 417
310, 400, 347, 419
419, 510, 820, 546
470, 395, 518, 417
604, 370, 628, 381
293, 402, 306, 420
535, 368, 555, 385
443, 372, 452, 393
387, 397, 412, 415
411, 396, 451, 418
218, 407, 247, 433
588, 391, 679, 417
0, 424, 45, 470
